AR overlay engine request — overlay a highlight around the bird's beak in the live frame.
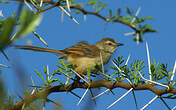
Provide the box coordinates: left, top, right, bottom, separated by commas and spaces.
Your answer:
117, 43, 124, 46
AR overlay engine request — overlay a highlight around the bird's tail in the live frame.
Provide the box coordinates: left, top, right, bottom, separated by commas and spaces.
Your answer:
13, 45, 65, 54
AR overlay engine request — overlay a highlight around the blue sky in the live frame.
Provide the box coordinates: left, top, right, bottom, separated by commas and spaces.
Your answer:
0, 0, 176, 110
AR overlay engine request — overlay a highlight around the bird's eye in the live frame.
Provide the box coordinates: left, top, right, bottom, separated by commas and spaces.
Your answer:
107, 42, 112, 45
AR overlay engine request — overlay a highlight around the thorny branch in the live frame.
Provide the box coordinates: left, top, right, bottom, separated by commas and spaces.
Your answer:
10, 80, 176, 110
24, 0, 138, 31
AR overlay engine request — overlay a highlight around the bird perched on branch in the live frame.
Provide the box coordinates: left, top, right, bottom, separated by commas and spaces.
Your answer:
14, 38, 123, 76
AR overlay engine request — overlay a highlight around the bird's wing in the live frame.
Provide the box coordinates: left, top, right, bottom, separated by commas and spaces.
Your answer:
76, 40, 89, 45
64, 44, 100, 58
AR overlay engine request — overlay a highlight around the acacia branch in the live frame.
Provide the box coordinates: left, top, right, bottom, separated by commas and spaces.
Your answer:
10, 80, 176, 110
5, 0, 138, 31
69, 6, 137, 31
38, 1, 60, 13
33, 0, 138, 31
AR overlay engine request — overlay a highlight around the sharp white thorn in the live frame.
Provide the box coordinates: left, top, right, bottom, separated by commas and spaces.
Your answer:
124, 32, 136, 36
66, 0, 71, 12
125, 53, 131, 65
59, 6, 79, 24
30, 76, 37, 94
0, 10, 3, 17
84, 14, 87, 21
40, 0, 43, 7
172, 106, 176, 110
92, 89, 110, 100
131, 6, 141, 24
112, 61, 132, 85
47, 65, 49, 80
140, 95, 158, 110
106, 88, 133, 109
171, 60, 176, 82
136, 33, 140, 45
71, 69, 89, 84
77, 88, 89, 106
24, 0, 34, 11
138, 72, 169, 88
146, 42, 152, 81
0, 64, 8, 68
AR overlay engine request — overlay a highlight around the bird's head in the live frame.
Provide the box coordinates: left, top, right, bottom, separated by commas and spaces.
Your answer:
95, 38, 124, 54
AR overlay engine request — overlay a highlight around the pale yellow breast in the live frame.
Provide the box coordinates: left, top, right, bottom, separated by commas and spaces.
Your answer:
67, 55, 99, 73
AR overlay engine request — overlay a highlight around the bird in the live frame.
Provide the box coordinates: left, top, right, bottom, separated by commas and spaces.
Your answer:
14, 38, 124, 76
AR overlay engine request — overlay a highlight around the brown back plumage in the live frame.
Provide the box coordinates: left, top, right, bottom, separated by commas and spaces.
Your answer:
14, 44, 101, 58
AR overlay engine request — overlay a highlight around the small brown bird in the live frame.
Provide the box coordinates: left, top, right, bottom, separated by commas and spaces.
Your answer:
14, 38, 123, 75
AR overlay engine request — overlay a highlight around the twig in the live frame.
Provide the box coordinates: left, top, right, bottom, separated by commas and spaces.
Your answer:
159, 97, 171, 110
39, 2, 60, 13
0, 49, 10, 61
70, 91, 81, 99
132, 90, 138, 110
